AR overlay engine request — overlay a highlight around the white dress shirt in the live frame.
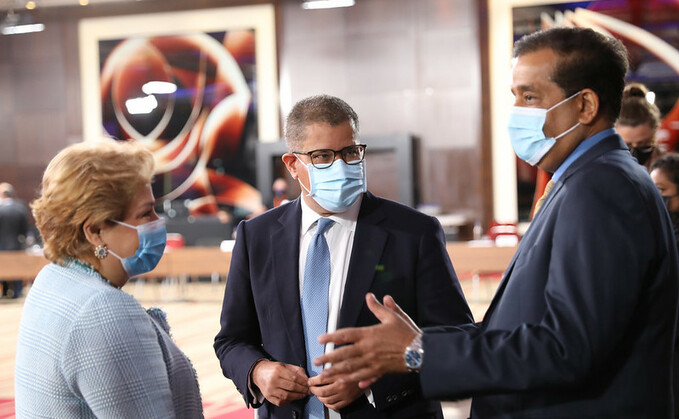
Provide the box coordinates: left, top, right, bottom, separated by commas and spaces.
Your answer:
299, 195, 371, 418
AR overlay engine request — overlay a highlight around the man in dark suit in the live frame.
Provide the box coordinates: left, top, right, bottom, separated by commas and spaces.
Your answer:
0, 182, 30, 298
214, 95, 472, 419
315, 27, 679, 418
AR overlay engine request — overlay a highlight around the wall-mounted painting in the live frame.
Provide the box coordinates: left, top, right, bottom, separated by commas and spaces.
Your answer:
79, 5, 279, 220
489, 0, 679, 224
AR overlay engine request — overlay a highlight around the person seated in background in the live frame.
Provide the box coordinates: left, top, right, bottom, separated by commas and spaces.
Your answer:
15, 139, 203, 418
616, 82, 663, 170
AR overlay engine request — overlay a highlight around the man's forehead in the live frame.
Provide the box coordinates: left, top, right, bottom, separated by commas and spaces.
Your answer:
511, 58, 558, 93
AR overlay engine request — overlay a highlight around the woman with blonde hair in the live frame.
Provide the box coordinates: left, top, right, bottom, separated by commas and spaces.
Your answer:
15, 139, 203, 418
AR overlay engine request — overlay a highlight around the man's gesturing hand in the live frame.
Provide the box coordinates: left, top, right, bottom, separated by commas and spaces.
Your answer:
314, 293, 422, 388
251, 360, 310, 406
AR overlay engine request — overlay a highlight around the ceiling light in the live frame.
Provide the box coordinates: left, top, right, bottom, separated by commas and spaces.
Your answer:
126, 95, 159, 115
302, 0, 355, 10
142, 81, 177, 95
0, 9, 44, 35
25, 1, 36, 10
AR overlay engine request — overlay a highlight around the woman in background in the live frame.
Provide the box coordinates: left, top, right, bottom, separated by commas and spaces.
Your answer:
651, 152, 679, 243
650, 152, 679, 419
616, 82, 663, 171
14, 139, 203, 418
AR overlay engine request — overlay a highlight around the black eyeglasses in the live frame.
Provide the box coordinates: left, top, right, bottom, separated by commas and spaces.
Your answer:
293, 144, 367, 169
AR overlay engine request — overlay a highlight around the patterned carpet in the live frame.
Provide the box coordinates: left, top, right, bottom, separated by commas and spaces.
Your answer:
0, 274, 499, 418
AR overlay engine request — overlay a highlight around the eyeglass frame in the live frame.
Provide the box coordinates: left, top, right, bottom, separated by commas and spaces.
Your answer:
293, 144, 367, 169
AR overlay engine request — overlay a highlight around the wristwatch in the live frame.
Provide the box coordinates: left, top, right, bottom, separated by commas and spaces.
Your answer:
403, 333, 424, 373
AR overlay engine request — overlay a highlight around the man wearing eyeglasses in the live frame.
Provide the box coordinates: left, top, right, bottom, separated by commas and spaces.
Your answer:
214, 94, 472, 419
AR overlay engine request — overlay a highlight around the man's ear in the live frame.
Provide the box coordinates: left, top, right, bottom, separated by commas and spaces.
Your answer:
578, 88, 600, 125
83, 218, 103, 247
282, 153, 300, 180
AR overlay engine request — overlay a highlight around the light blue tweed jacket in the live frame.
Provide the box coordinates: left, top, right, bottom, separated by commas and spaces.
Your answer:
15, 260, 203, 418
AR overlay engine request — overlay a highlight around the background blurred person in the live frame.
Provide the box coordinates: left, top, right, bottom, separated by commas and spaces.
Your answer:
15, 140, 203, 418
272, 177, 290, 208
650, 152, 679, 419
616, 82, 663, 170
0, 182, 29, 298
651, 153, 679, 243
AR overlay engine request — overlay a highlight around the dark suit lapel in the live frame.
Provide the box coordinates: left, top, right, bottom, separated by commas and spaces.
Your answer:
338, 193, 388, 329
271, 199, 307, 359
482, 249, 520, 323
484, 133, 625, 322
484, 179, 563, 321
531, 134, 623, 217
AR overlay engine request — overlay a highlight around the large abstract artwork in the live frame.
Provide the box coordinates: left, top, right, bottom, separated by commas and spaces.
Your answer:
79, 6, 279, 218
489, 0, 679, 223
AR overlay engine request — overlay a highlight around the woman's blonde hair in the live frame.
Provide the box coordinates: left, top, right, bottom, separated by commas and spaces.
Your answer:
31, 139, 155, 266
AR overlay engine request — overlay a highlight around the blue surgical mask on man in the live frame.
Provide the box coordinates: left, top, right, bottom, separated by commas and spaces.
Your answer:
508, 91, 582, 165
108, 218, 167, 277
296, 155, 367, 213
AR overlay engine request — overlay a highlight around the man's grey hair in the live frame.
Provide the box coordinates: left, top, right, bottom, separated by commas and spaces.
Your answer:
284, 95, 360, 152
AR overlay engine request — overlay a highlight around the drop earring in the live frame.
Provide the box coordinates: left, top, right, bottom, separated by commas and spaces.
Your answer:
94, 244, 108, 259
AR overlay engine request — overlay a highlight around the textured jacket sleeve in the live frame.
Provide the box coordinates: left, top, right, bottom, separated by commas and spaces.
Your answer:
61, 289, 176, 418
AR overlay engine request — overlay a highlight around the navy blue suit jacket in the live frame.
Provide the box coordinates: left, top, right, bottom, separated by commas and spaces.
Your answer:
420, 134, 679, 418
214, 192, 473, 419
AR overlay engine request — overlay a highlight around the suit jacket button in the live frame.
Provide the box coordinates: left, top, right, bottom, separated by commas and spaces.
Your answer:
292, 412, 299, 419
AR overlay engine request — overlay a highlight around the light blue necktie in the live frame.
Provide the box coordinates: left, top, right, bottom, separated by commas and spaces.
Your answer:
302, 217, 334, 419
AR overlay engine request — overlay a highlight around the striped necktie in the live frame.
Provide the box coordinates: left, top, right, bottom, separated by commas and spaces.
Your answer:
301, 217, 334, 419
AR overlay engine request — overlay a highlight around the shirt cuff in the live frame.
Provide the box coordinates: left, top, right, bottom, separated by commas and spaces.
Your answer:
365, 389, 375, 407
247, 359, 267, 407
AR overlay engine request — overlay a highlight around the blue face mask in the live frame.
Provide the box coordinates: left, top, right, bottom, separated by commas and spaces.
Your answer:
297, 156, 367, 213
508, 91, 581, 166
108, 218, 167, 278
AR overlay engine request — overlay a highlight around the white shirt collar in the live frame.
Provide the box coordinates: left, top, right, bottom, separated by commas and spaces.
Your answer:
300, 193, 363, 235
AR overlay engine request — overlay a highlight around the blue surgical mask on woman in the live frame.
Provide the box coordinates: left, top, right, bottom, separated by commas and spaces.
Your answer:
108, 218, 167, 277
508, 91, 582, 165
296, 156, 367, 213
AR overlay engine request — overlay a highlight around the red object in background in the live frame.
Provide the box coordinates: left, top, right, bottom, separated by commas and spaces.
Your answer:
488, 220, 520, 246
166, 232, 186, 250
657, 98, 679, 152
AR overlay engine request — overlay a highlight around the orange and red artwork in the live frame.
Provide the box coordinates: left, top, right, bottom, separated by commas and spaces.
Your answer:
99, 29, 266, 218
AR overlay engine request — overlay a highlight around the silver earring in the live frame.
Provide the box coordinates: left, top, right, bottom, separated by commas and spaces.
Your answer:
94, 244, 108, 259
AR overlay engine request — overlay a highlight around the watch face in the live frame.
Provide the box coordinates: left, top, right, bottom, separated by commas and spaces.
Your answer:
405, 349, 423, 368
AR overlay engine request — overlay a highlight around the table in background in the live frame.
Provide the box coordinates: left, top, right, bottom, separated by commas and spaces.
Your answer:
0, 247, 231, 281
0, 243, 514, 282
